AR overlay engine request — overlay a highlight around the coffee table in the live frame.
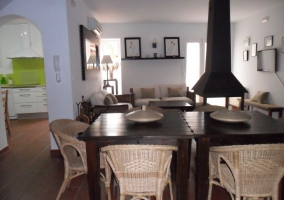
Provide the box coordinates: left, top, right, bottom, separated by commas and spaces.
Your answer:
149, 100, 193, 112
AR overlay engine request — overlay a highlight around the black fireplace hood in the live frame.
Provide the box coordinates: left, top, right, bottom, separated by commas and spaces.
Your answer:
192, 0, 247, 104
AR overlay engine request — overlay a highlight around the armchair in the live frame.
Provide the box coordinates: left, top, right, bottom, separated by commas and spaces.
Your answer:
77, 92, 134, 124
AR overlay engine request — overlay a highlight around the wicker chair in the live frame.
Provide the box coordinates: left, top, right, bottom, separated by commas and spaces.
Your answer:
50, 119, 112, 200
101, 145, 178, 200
208, 144, 284, 200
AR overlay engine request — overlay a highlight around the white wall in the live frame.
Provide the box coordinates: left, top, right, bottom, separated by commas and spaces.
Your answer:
232, 2, 284, 117
0, 0, 101, 150
101, 23, 207, 94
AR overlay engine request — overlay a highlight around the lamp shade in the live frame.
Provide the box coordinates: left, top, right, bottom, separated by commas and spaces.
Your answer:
101, 55, 113, 64
87, 55, 96, 64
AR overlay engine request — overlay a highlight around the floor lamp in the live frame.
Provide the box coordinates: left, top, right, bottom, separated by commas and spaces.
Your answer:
101, 55, 114, 93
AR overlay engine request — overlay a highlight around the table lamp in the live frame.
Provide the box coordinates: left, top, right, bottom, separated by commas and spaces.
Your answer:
101, 55, 113, 87
87, 54, 96, 69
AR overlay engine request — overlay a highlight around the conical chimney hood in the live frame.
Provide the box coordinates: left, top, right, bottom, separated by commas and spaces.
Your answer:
192, 0, 247, 109
7, 24, 43, 59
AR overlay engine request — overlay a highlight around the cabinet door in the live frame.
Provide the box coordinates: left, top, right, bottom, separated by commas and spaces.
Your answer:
15, 103, 37, 114
14, 92, 37, 103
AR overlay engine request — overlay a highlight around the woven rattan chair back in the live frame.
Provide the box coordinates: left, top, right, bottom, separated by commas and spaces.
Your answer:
1, 90, 11, 135
50, 119, 111, 200
101, 144, 178, 200
208, 143, 284, 200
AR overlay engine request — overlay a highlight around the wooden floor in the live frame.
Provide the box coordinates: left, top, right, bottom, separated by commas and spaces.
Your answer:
0, 118, 231, 200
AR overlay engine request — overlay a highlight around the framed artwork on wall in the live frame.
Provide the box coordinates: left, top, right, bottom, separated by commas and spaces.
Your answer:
124, 37, 141, 58
164, 37, 180, 57
251, 43, 257, 57
243, 50, 248, 61
79, 25, 100, 80
282, 37, 284, 53
264, 36, 273, 47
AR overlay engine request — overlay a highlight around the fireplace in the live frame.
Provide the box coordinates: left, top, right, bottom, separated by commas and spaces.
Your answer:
192, 0, 247, 109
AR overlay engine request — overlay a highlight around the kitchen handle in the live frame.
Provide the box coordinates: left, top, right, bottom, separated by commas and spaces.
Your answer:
19, 89, 31, 91
21, 105, 32, 108
20, 94, 31, 97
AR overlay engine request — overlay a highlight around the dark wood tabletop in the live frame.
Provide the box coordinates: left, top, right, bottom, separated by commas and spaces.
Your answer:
79, 111, 194, 200
181, 111, 284, 200
149, 100, 193, 111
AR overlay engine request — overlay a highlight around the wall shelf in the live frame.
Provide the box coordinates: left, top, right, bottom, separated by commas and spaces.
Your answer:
122, 57, 185, 60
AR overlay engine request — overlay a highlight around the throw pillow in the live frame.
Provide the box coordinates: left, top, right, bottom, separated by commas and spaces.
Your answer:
104, 95, 113, 105
141, 88, 155, 99
251, 91, 269, 103
90, 92, 105, 105
106, 93, 118, 104
168, 87, 183, 97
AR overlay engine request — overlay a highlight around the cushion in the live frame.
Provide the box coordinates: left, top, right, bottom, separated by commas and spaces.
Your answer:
168, 87, 183, 97
106, 93, 118, 104
251, 91, 269, 103
104, 95, 113, 105
90, 92, 105, 105
133, 85, 160, 99
141, 88, 155, 99
160, 83, 187, 98
100, 89, 109, 97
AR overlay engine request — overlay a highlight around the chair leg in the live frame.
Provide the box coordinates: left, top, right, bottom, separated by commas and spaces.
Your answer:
5, 116, 11, 135
208, 181, 213, 200
168, 179, 174, 200
120, 194, 125, 200
56, 178, 69, 200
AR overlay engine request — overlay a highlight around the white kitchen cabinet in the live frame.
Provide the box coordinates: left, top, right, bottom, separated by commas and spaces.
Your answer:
36, 87, 48, 113
13, 86, 47, 114
1, 88, 17, 119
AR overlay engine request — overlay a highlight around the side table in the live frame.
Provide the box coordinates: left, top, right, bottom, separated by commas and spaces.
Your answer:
103, 79, 118, 94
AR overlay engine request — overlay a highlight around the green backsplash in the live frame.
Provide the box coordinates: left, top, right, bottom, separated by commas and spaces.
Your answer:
0, 58, 45, 85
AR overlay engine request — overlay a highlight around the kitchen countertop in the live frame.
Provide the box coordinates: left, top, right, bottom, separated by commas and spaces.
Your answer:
0, 84, 46, 88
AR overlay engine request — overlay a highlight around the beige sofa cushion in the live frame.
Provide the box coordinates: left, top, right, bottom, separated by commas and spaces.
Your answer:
133, 85, 160, 99
141, 88, 156, 99
160, 83, 187, 98
251, 91, 269, 103
168, 87, 183, 97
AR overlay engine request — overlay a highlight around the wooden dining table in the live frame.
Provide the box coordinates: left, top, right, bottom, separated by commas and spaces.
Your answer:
78, 111, 194, 200
181, 111, 284, 200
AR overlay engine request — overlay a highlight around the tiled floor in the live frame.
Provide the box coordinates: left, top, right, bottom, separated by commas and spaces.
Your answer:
0, 118, 230, 200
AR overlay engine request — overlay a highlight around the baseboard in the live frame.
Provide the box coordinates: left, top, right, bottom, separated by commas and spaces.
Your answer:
50, 149, 61, 156
0, 146, 9, 156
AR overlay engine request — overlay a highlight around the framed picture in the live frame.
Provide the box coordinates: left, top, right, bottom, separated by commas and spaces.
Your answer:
79, 25, 100, 80
282, 37, 284, 53
251, 43, 257, 57
264, 36, 273, 47
124, 37, 141, 58
164, 37, 180, 57
243, 37, 250, 47
243, 50, 248, 61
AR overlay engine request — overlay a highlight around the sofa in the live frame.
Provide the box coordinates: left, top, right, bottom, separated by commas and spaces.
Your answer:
130, 83, 195, 107
77, 90, 134, 124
